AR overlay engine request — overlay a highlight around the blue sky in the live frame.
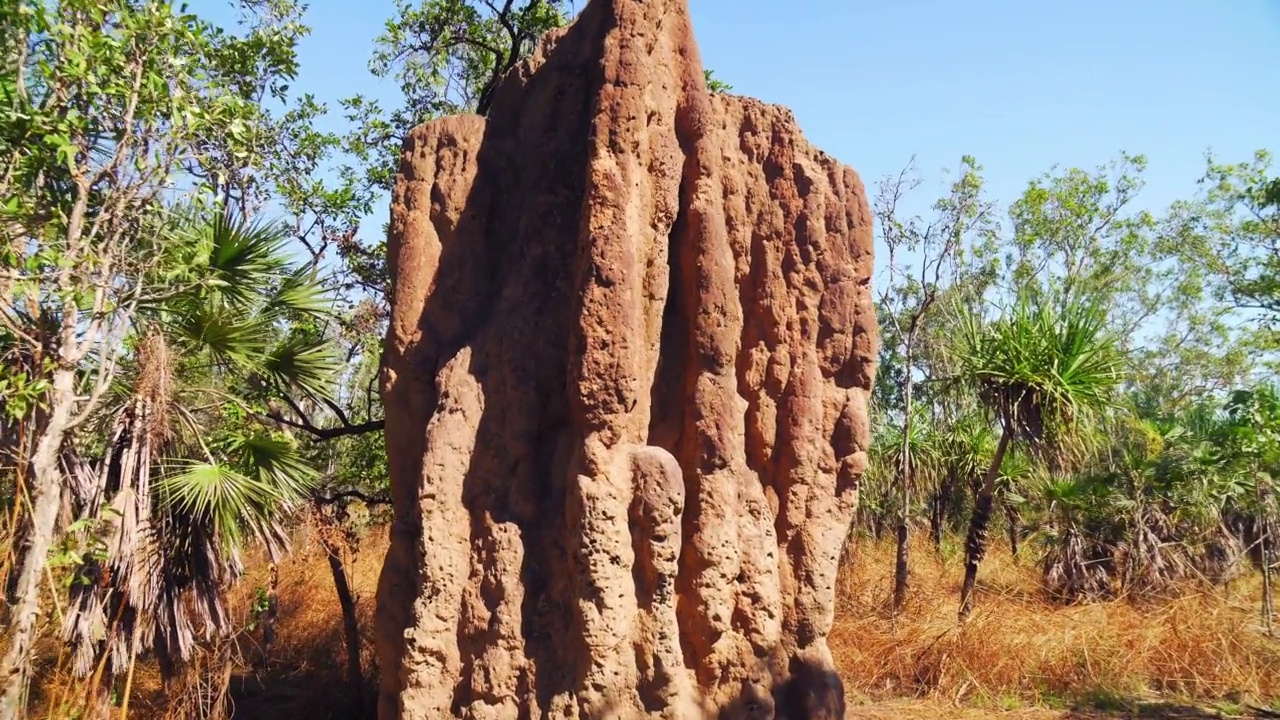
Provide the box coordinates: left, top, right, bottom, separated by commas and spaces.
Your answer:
241, 0, 1280, 254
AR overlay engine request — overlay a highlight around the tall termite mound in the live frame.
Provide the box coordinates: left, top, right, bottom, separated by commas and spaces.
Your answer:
377, 0, 876, 717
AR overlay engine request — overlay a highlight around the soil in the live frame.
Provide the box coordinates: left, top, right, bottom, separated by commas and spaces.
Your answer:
845, 698, 1271, 719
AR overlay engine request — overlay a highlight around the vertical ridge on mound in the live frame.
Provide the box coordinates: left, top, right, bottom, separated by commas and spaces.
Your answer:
378, 0, 876, 717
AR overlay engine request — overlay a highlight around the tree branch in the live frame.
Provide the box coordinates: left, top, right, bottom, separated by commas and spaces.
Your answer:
312, 489, 392, 506
264, 404, 384, 441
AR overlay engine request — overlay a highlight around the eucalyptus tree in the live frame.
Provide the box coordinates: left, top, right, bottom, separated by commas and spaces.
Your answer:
1178, 151, 1280, 337
873, 155, 997, 610
1003, 154, 1250, 413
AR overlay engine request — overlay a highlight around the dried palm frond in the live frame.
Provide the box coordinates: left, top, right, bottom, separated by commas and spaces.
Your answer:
1118, 504, 1197, 599
1042, 524, 1113, 602
59, 212, 330, 702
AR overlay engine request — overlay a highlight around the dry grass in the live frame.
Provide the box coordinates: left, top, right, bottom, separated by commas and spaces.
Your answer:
28, 528, 1280, 718
830, 534, 1280, 709
30, 525, 388, 719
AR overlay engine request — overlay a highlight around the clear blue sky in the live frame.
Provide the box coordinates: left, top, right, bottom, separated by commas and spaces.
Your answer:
248, 0, 1280, 251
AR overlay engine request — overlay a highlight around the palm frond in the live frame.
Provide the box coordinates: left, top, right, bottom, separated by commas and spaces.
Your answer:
202, 214, 292, 307
231, 433, 317, 500
259, 334, 342, 400
955, 291, 1126, 457
163, 303, 273, 370
157, 461, 287, 551
261, 266, 334, 319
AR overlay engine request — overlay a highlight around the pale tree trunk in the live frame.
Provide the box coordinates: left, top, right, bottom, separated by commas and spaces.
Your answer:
0, 368, 76, 718
959, 425, 1012, 620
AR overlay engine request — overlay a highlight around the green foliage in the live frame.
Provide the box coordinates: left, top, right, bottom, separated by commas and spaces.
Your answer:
1179, 151, 1280, 329
341, 0, 570, 194
0, 369, 47, 421
704, 69, 732, 94
955, 291, 1125, 452
246, 585, 273, 632
866, 149, 1280, 607
57, 209, 340, 688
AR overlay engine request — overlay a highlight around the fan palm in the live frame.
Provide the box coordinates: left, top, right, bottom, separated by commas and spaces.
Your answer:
1037, 472, 1118, 601
995, 449, 1037, 559
59, 212, 338, 713
953, 291, 1125, 618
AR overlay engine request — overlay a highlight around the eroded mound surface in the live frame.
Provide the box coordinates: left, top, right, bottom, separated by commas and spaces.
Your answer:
378, 0, 876, 717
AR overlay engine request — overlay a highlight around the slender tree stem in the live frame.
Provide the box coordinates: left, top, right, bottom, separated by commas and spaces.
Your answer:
892, 352, 914, 612
323, 536, 365, 712
118, 621, 144, 720
1260, 474, 1274, 637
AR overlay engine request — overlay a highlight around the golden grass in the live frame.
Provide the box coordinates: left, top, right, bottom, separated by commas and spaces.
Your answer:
830, 535, 1280, 708
28, 528, 1280, 717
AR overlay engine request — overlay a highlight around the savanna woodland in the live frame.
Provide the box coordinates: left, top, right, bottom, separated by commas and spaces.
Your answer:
1, 0, 1278, 718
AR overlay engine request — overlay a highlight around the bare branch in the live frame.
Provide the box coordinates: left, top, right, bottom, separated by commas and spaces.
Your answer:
264, 403, 384, 441
312, 489, 392, 507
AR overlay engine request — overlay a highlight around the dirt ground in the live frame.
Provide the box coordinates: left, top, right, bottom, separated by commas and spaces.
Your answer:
844, 698, 1274, 719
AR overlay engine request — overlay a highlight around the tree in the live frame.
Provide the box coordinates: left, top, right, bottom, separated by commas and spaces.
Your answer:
953, 292, 1125, 619
56, 212, 338, 716
1004, 154, 1249, 411
1158, 150, 1280, 406
929, 411, 993, 551
873, 155, 995, 610
1217, 384, 1280, 634
340, 0, 571, 196
0, 1, 304, 708
1181, 151, 1280, 333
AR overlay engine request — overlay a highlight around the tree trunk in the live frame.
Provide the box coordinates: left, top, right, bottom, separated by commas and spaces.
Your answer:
931, 468, 956, 553
1261, 531, 1273, 636
261, 562, 280, 664
0, 369, 76, 719
1260, 477, 1274, 637
323, 539, 365, 712
892, 523, 909, 610
892, 350, 914, 612
959, 426, 1012, 620
1004, 497, 1020, 561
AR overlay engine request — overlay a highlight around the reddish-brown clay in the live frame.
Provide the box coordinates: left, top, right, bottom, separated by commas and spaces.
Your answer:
377, 0, 876, 717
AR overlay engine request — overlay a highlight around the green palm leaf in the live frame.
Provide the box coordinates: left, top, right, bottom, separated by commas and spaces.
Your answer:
164, 303, 273, 370
956, 291, 1126, 454
260, 335, 342, 400
232, 433, 317, 499
157, 461, 283, 550
203, 214, 293, 308
262, 266, 335, 319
